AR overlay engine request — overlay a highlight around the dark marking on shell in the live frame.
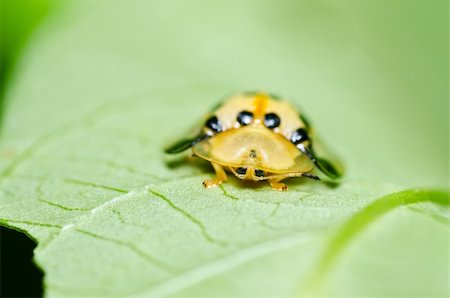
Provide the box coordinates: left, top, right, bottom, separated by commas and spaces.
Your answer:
236, 167, 247, 175
264, 113, 281, 129
254, 169, 265, 177
205, 116, 222, 133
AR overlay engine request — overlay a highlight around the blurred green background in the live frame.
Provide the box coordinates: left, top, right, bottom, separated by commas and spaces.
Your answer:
1, 1, 448, 297
1, 0, 447, 188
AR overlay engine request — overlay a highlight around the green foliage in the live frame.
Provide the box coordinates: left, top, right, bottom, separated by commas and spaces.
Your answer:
0, 0, 51, 73
0, 0, 448, 297
0, 0, 52, 123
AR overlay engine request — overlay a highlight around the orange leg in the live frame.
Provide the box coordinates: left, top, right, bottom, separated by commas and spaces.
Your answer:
203, 162, 228, 188
269, 178, 288, 191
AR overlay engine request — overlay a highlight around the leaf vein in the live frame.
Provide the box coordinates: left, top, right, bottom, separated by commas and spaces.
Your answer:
63, 178, 128, 193
132, 232, 313, 297
0, 218, 63, 229
111, 209, 154, 230
148, 188, 227, 247
75, 228, 177, 273
38, 199, 91, 212
218, 184, 240, 200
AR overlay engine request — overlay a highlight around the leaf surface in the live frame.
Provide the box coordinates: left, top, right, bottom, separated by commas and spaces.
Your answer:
0, 1, 448, 297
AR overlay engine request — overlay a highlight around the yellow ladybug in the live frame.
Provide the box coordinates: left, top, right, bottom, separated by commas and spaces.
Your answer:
165, 92, 343, 191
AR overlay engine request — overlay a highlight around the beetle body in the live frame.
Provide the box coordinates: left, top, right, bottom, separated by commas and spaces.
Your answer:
166, 92, 342, 191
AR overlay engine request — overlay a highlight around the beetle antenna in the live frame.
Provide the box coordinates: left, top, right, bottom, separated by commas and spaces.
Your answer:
301, 173, 320, 180
191, 133, 209, 146
165, 133, 209, 154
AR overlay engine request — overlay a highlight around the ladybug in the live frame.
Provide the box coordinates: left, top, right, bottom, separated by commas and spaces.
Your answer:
165, 92, 342, 191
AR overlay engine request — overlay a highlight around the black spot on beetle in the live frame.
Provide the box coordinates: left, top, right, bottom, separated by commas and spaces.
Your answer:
205, 116, 222, 133
264, 113, 281, 129
254, 169, 265, 177
237, 111, 253, 126
236, 167, 247, 175
291, 128, 309, 144
249, 150, 257, 158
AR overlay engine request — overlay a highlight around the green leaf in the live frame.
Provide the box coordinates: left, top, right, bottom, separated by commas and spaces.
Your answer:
0, 1, 448, 297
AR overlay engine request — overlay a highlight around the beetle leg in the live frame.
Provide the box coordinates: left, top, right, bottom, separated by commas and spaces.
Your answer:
203, 162, 228, 188
269, 178, 288, 191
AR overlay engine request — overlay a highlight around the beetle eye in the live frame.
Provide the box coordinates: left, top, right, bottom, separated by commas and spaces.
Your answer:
291, 128, 309, 144
254, 169, 265, 177
236, 167, 247, 175
237, 111, 253, 126
264, 113, 280, 129
205, 116, 222, 133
